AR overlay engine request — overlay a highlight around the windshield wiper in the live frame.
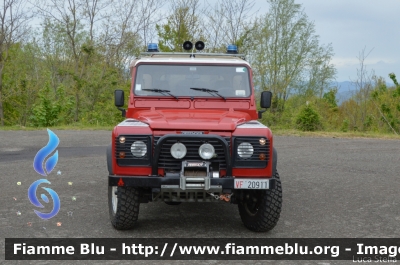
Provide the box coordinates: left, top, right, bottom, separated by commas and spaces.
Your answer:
142, 88, 178, 100
190, 87, 226, 101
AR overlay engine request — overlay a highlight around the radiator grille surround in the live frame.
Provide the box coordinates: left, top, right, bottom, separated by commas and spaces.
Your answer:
152, 135, 231, 175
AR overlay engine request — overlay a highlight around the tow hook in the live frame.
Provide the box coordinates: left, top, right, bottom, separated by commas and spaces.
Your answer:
208, 192, 232, 202
220, 194, 231, 202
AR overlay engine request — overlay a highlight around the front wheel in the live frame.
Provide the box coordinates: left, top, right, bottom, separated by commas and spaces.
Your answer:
238, 171, 282, 232
108, 186, 140, 230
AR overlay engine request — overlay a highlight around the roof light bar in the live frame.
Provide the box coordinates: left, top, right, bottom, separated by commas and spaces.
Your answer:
141, 42, 245, 58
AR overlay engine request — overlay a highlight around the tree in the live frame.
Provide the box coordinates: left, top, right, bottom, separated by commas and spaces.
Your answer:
156, 0, 204, 52
2, 42, 43, 126
296, 103, 322, 131
322, 88, 338, 108
82, 0, 112, 43
351, 47, 375, 131
0, 0, 32, 126
303, 44, 336, 98
101, 0, 163, 65
250, 0, 335, 114
204, 0, 256, 52
370, 74, 400, 134
36, 0, 88, 121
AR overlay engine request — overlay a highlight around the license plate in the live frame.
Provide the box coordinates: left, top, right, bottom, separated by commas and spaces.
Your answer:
187, 162, 204, 167
234, 179, 269, 189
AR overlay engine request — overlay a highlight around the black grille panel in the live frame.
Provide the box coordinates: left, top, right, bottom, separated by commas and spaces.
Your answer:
233, 137, 270, 168
154, 136, 230, 172
115, 135, 152, 166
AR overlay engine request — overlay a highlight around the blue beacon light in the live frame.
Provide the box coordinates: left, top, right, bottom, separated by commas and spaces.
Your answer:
147, 43, 159, 52
227, 44, 238, 54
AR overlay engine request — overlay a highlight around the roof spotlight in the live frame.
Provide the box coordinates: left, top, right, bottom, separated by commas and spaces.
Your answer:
195, 41, 205, 51
183, 41, 193, 51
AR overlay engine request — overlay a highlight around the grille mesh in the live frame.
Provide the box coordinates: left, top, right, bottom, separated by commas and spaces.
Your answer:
154, 136, 230, 172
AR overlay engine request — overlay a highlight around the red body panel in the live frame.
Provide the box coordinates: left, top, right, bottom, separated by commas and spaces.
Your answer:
134, 109, 251, 131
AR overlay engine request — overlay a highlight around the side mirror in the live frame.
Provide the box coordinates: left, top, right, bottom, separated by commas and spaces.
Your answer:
114, 90, 124, 107
260, 91, 272, 109
114, 90, 126, 117
258, 91, 272, 119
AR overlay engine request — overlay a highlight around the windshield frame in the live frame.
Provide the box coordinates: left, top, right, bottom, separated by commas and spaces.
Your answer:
132, 62, 253, 99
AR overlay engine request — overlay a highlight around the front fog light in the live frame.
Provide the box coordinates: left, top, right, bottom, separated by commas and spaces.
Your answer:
199, 143, 215, 160
238, 142, 254, 158
131, 141, 147, 157
171, 142, 187, 159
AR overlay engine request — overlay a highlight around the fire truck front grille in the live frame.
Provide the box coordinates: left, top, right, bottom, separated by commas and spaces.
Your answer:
154, 136, 230, 172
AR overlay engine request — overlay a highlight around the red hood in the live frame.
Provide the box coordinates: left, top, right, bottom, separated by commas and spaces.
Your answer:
134, 109, 251, 131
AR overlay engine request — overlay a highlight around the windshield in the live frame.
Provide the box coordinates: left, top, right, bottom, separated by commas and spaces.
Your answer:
134, 64, 251, 98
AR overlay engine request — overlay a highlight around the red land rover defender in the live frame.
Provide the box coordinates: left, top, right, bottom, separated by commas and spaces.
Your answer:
107, 42, 282, 232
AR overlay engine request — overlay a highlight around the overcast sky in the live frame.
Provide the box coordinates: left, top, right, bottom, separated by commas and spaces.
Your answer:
254, 0, 400, 82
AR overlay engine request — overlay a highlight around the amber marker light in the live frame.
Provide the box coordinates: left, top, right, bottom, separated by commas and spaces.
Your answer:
119, 136, 126, 143
259, 153, 266, 161
119, 152, 126, 158
259, 138, 266, 145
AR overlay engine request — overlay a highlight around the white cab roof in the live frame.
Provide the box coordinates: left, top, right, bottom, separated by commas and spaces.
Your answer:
130, 54, 251, 69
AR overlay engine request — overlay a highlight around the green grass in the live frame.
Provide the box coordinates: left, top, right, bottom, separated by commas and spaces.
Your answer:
0, 124, 114, 131
272, 128, 400, 140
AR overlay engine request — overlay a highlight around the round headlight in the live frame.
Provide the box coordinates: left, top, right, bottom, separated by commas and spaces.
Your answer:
131, 141, 147, 157
237, 142, 254, 158
171, 142, 187, 159
199, 143, 215, 160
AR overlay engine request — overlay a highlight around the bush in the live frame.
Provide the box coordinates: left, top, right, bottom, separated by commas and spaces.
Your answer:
341, 119, 349, 132
296, 104, 322, 131
29, 84, 74, 127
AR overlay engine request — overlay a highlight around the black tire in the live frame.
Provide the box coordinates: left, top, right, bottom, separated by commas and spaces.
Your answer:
238, 171, 282, 232
108, 186, 140, 230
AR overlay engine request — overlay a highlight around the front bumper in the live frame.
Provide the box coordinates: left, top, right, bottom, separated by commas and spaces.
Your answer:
108, 175, 276, 190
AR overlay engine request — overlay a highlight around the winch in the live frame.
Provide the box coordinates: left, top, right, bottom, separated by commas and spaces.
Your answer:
180, 161, 211, 190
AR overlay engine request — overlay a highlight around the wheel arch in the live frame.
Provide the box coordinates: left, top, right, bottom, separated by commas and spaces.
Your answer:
107, 144, 113, 175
